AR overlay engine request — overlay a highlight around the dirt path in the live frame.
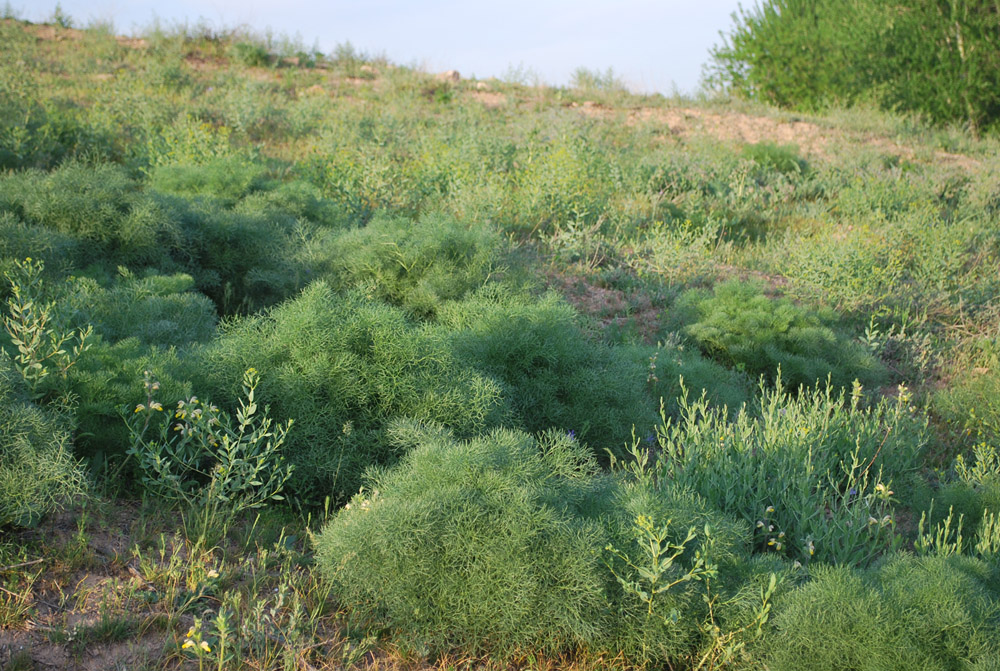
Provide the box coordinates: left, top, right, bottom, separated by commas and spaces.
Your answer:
575, 102, 980, 169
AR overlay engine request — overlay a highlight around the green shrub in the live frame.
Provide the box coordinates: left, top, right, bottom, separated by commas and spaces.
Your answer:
144, 114, 238, 168
230, 42, 270, 68
149, 159, 269, 205
673, 280, 886, 390
68, 338, 192, 469
166, 196, 305, 313
768, 554, 1000, 671
440, 286, 656, 455
312, 211, 504, 318
0, 212, 81, 281
67, 271, 217, 347
0, 165, 311, 311
0, 358, 86, 527
194, 282, 507, 503
649, 379, 927, 565
315, 427, 612, 656
0, 162, 176, 266
315, 424, 756, 662
623, 340, 751, 419
236, 179, 347, 228
740, 142, 807, 176
707, 0, 877, 111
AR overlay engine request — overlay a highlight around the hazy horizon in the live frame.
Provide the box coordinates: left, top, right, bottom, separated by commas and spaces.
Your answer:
17, 0, 743, 94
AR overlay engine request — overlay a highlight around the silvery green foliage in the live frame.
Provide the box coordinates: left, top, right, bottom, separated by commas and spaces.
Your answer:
649, 376, 926, 565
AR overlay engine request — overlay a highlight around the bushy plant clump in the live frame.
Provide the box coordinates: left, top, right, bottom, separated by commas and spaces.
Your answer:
315, 424, 762, 663
68, 338, 192, 466
740, 142, 807, 176
916, 442, 1000, 546
193, 282, 507, 503
623, 340, 752, 419
767, 554, 1000, 671
672, 280, 886, 390
0, 161, 178, 267
650, 379, 928, 565
149, 158, 270, 205
67, 271, 217, 347
230, 41, 271, 68
0, 162, 332, 315
311, 211, 504, 318
315, 426, 613, 655
440, 286, 656, 455
167, 202, 305, 314
0, 212, 81, 283
0, 358, 86, 527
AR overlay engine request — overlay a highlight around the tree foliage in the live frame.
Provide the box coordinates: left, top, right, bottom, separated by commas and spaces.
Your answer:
709, 0, 1000, 134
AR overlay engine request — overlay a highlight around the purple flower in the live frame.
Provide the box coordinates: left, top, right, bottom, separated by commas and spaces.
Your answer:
849, 488, 858, 496
567, 430, 576, 440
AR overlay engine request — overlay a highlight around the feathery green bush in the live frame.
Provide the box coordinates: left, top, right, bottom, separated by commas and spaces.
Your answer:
67, 271, 217, 347
315, 424, 758, 662
194, 282, 507, 503
441, 286, 656, 455
768, 554, 1000, 671
161, 194, 306, 313
0, 358, 86, 527
0, 212, 81, 282
0, 161, 177, 267
149, 159, 269, 205
312, 211, 504, 318
673, 280, 886, 390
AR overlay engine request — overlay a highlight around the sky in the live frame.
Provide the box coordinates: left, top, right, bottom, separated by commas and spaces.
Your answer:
18, 0, 744, 95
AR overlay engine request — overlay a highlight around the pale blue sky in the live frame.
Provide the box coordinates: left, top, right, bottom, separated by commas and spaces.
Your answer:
19, 1, 744, 94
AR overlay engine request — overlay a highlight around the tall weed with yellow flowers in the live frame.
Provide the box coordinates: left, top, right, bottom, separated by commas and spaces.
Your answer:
126, 367, 294, 538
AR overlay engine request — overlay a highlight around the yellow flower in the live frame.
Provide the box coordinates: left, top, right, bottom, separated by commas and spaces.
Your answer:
200, 641, 211, 652
186, 627, 195, 637
182, 640, 195, 649
207, 569, 219, 579
134, 404, 145, 413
